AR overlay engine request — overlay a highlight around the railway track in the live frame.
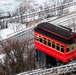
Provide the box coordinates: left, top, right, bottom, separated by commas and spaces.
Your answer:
17, 62, 76, 75
1, 1, 76, 24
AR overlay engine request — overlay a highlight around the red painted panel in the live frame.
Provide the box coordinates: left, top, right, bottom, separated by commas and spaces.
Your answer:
34, 41, 67, 62
65, 50, 76, 61
34, 31, 66, 54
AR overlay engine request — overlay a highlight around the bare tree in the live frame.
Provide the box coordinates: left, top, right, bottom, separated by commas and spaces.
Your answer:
0, 38, 37, 75
17, 0, 35, 25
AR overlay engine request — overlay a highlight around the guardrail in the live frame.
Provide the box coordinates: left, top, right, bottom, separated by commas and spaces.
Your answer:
17, 63, 76, 75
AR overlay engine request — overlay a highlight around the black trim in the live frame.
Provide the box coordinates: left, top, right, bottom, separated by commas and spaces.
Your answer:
34, 27, 67, 43
37, 22, 71, 39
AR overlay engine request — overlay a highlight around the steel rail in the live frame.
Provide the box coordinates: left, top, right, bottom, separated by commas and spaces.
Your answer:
2, 1, 76, 23
17, 63, 76, 75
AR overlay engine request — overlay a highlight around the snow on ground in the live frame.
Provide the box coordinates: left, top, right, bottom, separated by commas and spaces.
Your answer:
0, 54, 6, 59
0, 54, 6, 64
0, 0, 20, 13
0, 23, 26, 40
69, 5, 76, 12
34, 0, 47, 5
8, 23, 26, 32
0, 28, 14, 39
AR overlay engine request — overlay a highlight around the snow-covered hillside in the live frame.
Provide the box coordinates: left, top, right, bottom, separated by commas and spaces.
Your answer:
0, 0, 20, 12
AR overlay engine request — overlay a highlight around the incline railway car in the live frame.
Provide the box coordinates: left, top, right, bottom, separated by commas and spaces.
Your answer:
34, 22, 76, 63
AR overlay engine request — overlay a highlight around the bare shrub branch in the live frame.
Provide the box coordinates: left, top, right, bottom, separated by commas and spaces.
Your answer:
0, 38, 36, 75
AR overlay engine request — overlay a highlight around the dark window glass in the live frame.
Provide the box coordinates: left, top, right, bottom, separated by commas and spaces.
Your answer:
61, 45, 64, 53
36, 34, 38, 41
52, 41, 55, 48
56, 43, 60, 51
66, 44, 71, 53
48, 40, 51, 47
43, 38, 47, 45
39, 36, 42, 43
66, 48, 70, 52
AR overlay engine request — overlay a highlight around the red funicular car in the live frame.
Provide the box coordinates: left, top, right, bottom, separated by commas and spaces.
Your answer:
34, 22, 76, 62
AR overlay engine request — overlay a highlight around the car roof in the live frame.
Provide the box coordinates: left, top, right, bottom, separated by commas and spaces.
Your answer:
37, 22, 76, 40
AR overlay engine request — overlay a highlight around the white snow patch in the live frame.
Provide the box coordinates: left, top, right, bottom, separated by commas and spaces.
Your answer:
8, 23, 26, 32
0, 54, 6, 59
0, 28, 14, 39
0, 54, 6, 64
35, 0, 47, 4
0, 0, 20, 12
0, 23, 26, 40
